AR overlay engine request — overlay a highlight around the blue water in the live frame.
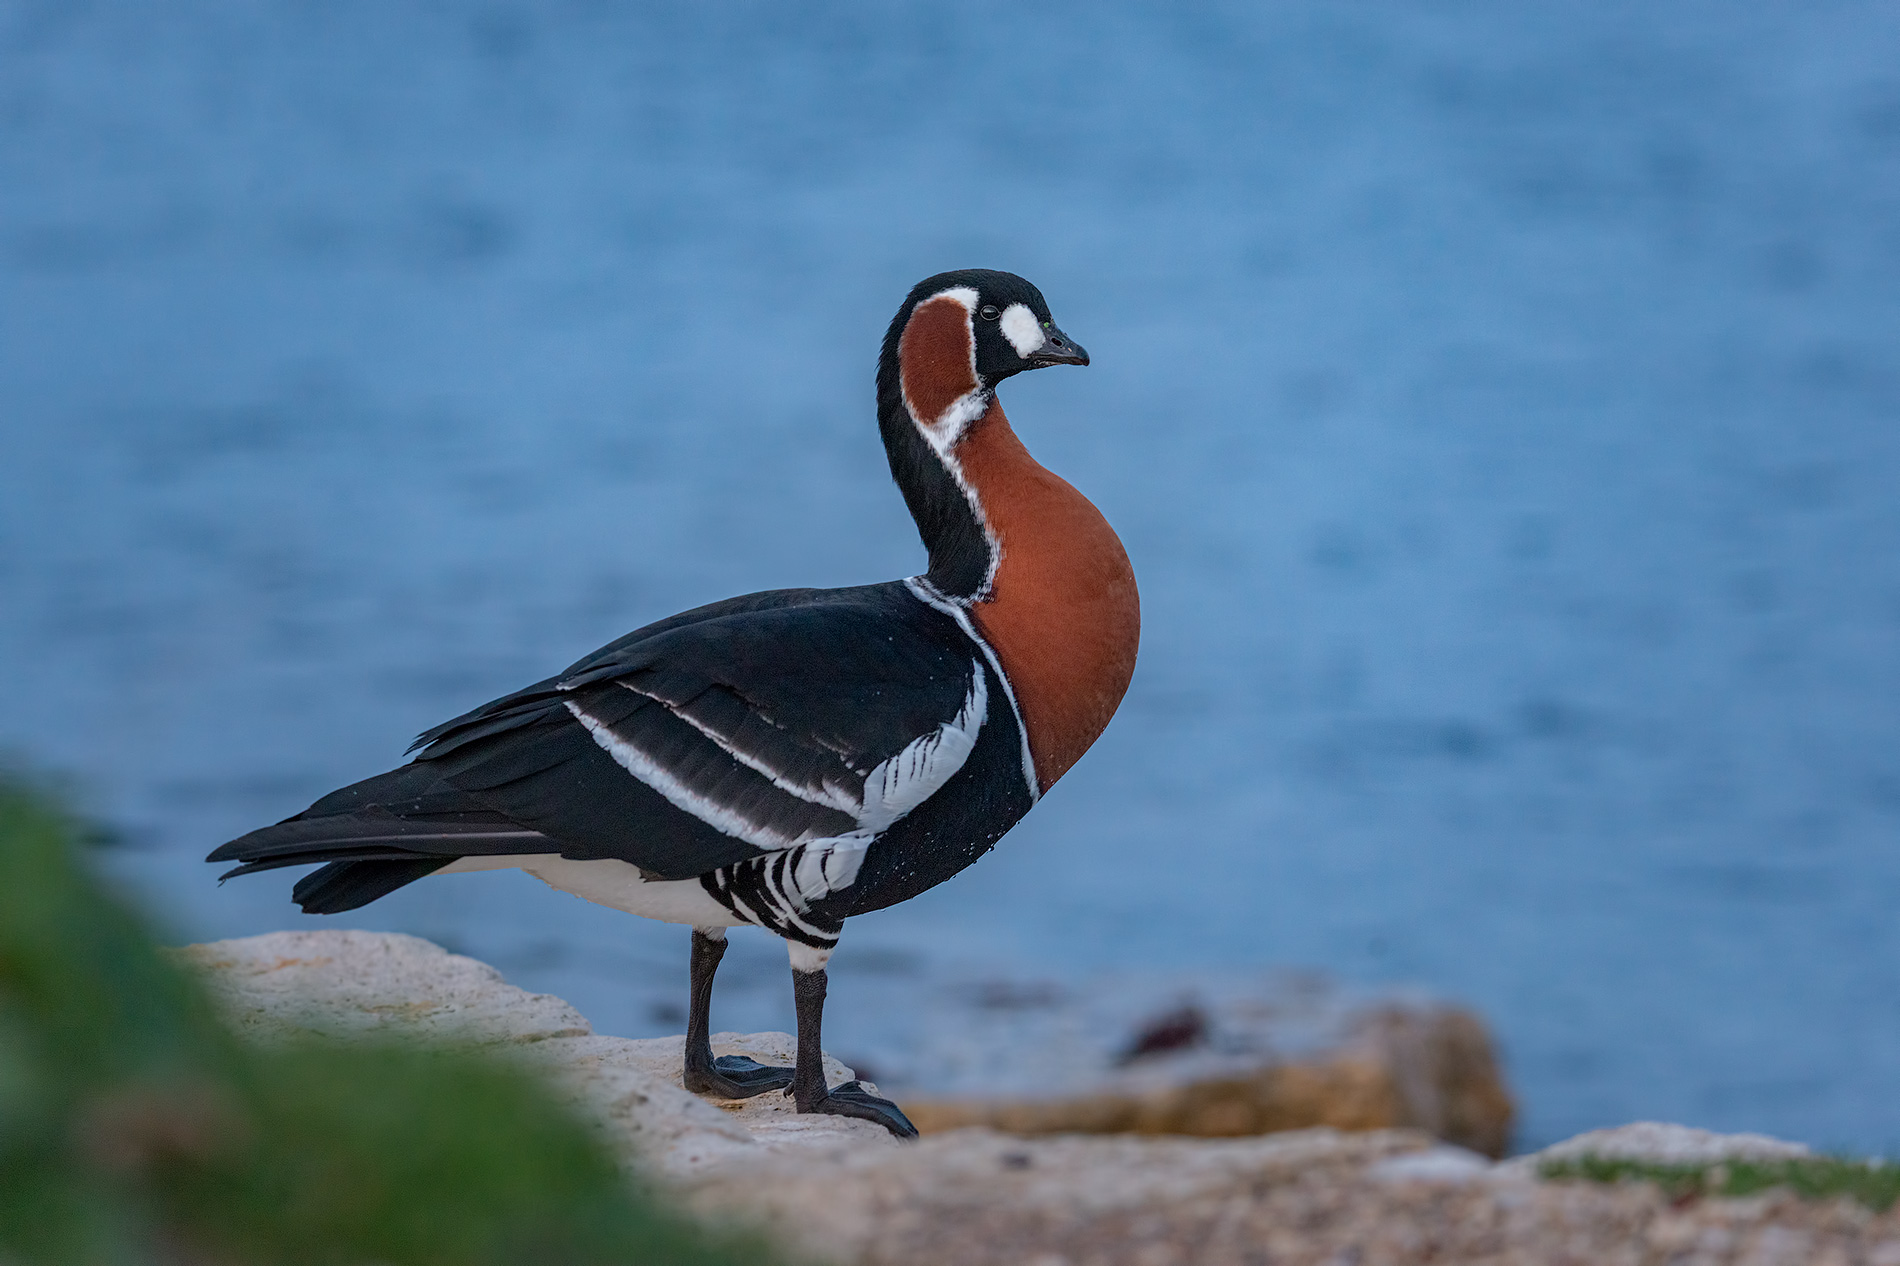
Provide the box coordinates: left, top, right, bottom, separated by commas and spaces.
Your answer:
5, 2, 1900, 1152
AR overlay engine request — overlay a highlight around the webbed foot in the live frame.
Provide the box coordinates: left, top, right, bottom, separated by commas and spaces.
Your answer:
684, 1054, 794, 1099
796, 1079, 919, 1138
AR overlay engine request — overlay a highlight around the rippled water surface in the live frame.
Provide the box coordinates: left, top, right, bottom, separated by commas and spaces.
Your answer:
5, 2, 1900, 1151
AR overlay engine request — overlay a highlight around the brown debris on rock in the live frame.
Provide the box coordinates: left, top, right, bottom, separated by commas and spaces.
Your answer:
891, 982, 1513, 1157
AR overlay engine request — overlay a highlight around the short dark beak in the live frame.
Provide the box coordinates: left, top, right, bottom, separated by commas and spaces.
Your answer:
1027, 323, 1089, 368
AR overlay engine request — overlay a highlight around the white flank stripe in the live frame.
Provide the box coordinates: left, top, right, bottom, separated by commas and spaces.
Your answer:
780, 908, 834, 939
762, 853, 801, 918
564, 700, 799, 850
722, 883, 777, 929
617, 682, 864, 815
822, 837, 870, 891
856, 666, 987, 831
791, 834, 873, 903
904, 578, 1041, 804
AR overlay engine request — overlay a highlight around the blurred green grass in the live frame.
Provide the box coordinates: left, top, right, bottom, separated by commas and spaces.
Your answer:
0, 778, 769, 1265
1541, 1154, 1900, 1211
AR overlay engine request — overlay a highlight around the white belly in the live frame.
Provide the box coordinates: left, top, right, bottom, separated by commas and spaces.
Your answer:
438, 854, 743, 927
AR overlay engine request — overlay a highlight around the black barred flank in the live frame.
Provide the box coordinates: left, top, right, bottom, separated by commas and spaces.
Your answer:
700, 848, 842, 949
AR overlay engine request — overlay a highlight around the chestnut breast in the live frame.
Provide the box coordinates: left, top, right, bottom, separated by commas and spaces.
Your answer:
954, 404, 1140, 791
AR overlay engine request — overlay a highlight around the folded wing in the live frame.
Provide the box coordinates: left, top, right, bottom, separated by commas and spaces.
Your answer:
210, 585, 984, 898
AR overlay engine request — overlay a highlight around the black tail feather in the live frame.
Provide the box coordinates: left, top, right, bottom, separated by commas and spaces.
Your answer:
293, 858, 456, 914
208, 759, 558, 913
216, 847, 447, 881
207, 814, 548, 866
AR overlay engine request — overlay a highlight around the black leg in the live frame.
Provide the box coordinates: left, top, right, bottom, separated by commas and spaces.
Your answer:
789, 965, 918, 1139
681, 928, 792, 1099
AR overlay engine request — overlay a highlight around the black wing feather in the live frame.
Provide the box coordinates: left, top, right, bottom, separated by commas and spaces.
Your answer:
211, 582, 976, 898
409, 584, 973, 875
422, 711, 758, 878
568, 681, 862, 844
664, 681, 866, 795
407, 586, 839, 756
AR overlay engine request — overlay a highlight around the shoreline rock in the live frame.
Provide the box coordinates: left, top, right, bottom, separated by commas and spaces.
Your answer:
789, 956, 1516, 1156
178, 930, 1899, 1266
175, 930, 901, 1179
899, 999, 1512, 1157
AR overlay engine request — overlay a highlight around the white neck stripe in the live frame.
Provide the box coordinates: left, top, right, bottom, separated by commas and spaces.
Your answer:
900, 287, 1001, 600
904, 576, 1040, 804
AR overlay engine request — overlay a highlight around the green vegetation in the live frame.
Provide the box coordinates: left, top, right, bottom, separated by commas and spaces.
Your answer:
1541, 1154, 1900, 1211
0, 779, 768, 1265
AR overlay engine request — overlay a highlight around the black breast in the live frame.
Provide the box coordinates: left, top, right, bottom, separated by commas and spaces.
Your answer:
807, 656, 1035, 921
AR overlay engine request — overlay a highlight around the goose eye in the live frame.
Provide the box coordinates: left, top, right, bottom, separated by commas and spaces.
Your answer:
978, 304, 1000, 321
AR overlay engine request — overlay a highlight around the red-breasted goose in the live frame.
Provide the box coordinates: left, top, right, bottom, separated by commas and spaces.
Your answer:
209, 270, 1140, 1137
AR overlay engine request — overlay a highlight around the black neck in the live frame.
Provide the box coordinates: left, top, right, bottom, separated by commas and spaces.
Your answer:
875, 326, 994, 601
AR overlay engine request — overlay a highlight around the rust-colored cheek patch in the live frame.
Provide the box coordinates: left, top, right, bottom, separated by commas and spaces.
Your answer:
957, 405, 1142, 790
899, 296, 978, 425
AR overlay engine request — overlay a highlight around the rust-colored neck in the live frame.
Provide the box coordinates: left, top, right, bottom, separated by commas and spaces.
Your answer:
951, 402, 1140, 791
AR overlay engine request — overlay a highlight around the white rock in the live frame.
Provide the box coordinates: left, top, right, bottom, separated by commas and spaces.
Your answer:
174, 930, 591, 1046
1365, 1145, 1496, 1184
678, 1125, 1428, 1265
176, 930, 899, 1178
1487, 1120, 1815, 1184
512, 1030, 900, 1177
1530, 1121, 1812, 1166
173, 931, 1865, 1266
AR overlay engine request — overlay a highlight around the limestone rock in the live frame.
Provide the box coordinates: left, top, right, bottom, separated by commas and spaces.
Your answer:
176, 930, 898, 1178
177, 931, 1887, 1266
1524, 1120, 1813, 1166
679, 1122, 1890, 1266
679, 1124, 1437, 1266
174, 930, 591, 1046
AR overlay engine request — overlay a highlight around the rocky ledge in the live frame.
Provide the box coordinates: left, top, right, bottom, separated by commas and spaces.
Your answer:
178, 931, 1899, 1266
880, 967, 1512, 1157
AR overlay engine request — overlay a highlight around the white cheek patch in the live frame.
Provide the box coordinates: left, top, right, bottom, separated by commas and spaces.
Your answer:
999, 303, 1046, 358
